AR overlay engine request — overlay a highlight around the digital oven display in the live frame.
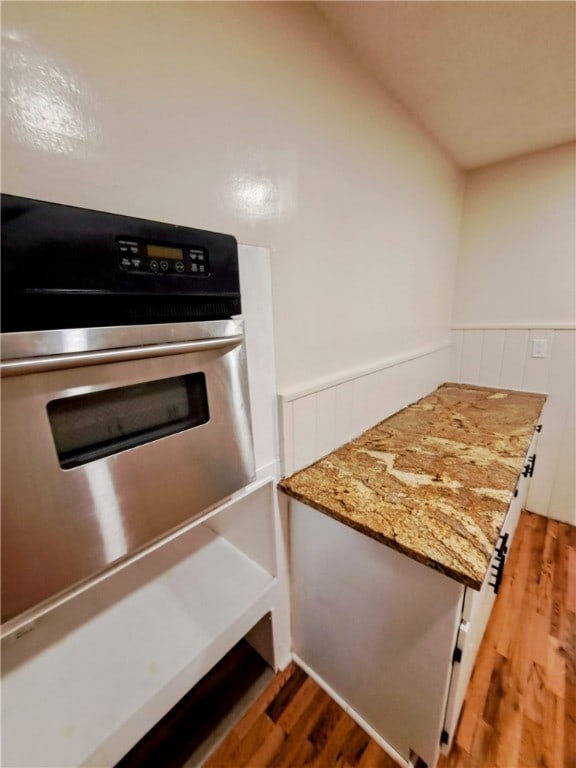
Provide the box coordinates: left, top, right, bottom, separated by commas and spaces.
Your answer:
146, 244, 183, 261
118, 239, 209, 276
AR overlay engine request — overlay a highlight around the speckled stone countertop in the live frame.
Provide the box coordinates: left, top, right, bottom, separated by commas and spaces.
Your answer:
279, 383, 546, 590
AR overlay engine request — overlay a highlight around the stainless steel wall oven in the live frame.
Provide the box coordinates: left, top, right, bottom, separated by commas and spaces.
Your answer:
1, 195, 255, 627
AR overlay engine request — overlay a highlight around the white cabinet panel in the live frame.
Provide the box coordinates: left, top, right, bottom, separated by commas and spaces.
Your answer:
291, 501, 463, 768
238, 245, 279, 479
518, 429, 539, 509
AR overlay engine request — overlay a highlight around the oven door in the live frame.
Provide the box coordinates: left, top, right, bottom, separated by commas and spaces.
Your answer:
1, 320, 254, 625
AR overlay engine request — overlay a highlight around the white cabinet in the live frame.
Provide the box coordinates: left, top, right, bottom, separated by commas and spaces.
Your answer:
290, 498, 464, 768
289, 426, 541, 768
2, 481, 286, 768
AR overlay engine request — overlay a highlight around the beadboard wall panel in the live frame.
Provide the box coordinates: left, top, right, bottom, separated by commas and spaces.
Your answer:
279, 342, 451, 477
478, 330, 505, 386
499, 330, 530, 390
451, 327, 575, 526
459, 329, 483, 384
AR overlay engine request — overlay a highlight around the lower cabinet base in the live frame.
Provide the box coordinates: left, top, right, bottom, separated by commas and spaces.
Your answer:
1, 479, 291, 768
290, 500, 465, 768
116, 638, 274, 768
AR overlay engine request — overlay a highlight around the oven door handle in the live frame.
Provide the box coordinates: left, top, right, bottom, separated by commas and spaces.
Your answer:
0, 334, 244, 377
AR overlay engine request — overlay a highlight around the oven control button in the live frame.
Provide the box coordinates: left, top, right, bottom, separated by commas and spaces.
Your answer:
175, 261, 185, 273
159, 260, 169, 272
119, 240, 137, 252
149, 260, 159, 272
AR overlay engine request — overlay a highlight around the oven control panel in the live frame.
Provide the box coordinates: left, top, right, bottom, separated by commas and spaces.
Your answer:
1, 194, 241, 330
118, 239, 210, 276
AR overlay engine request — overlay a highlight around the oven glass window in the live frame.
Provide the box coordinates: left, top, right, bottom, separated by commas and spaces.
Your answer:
47, 373, 209, 469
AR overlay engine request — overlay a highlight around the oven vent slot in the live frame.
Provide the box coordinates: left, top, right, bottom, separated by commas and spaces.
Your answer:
2, 295, 241, 332
124, 298, 239, 321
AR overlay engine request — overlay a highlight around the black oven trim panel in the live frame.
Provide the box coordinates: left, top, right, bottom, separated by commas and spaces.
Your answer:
1, 194, 240, 331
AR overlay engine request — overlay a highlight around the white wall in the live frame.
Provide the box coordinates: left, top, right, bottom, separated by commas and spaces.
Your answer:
1, 1, 463, 392
452, 143, 576, 525
454, 143, 575, 326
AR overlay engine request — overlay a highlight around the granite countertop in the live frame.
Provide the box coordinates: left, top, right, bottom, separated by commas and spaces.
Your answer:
279, 383, 546, 589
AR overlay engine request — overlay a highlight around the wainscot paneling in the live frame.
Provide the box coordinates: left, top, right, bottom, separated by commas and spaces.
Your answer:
451, 326, 575, 526
278, 341, 451, 477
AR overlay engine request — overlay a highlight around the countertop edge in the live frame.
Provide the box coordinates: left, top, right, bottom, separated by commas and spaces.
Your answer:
279, 483, 483, 590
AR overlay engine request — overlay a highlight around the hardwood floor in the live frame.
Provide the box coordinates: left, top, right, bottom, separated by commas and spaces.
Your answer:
204, 512, 575, 768
204, 663, 399, 768
437, 511, 575, 768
